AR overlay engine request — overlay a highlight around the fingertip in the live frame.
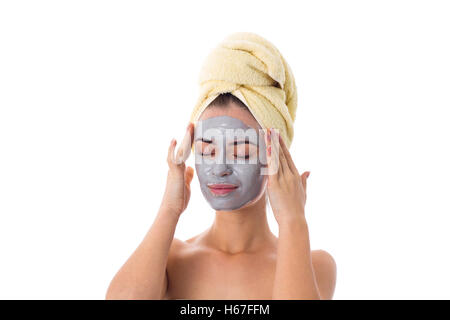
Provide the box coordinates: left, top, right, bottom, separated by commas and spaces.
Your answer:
168, 139, 175, 153
185, 166, 195, 183
187, 122, 194, 135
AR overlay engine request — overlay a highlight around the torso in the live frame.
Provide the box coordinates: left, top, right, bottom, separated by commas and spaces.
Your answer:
163, 233, 278, 300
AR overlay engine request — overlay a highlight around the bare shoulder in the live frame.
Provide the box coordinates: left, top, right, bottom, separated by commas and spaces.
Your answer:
311, 249, 337, 299
312, 249, 336, 270
167, 235, 205, 265
170, 237, 187, 251
168, 237, 190, 259
163, 235, 211, 299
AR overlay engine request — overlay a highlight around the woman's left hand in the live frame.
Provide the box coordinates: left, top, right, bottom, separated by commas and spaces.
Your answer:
265, 128, 310, 225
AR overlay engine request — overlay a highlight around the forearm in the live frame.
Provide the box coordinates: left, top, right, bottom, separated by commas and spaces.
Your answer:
272, 215, 321, 300
106, 208, 179, 299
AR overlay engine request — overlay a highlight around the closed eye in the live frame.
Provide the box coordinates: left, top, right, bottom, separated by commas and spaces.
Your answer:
195, 140, 215, 157
233, 143, 256, 159
201, 150, 215, 156
234, 154, 250, 159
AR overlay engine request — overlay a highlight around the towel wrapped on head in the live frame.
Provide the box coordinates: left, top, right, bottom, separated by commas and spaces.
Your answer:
190, 32, 298, 148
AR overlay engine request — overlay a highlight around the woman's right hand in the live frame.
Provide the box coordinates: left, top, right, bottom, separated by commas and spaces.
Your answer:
159, 122, 195, 218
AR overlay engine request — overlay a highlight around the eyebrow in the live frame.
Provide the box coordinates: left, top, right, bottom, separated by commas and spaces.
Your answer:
231, 140, 257, 146
195, 138, 257, 146
195, 138, 213, 143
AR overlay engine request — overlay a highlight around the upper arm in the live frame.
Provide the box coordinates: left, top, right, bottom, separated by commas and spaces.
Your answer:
311, 249, 337, 299
160, 237, 184, 299
160, 269, 169, 299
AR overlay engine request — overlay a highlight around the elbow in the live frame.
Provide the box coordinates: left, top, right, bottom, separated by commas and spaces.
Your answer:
105, 282, 136, 300
105, 283, 162, 300
105, 283, 127, 300
105, 290, 118, 300
271, 292, 322, 300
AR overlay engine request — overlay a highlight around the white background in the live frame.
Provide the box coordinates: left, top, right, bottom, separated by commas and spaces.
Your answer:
1, 0, 449, 299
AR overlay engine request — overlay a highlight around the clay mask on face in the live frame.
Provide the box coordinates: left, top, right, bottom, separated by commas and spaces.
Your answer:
194, 116, 267, 211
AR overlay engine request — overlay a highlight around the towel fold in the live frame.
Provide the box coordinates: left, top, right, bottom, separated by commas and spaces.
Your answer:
190, 32, 298, 148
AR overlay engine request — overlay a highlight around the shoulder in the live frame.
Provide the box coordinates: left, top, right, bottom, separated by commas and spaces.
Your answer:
167, 236, 208, 265
168, 237, 190, 260
311, 249, 337, 299
312, 249, 336, 270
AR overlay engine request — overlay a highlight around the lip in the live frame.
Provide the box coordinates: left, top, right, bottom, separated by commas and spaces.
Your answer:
207, 183, 238, 195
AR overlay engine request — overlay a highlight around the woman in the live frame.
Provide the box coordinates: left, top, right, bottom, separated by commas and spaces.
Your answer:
106, 33, 336, 300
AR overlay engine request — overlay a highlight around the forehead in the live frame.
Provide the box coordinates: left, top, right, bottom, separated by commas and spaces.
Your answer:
194, 116, 260, 142
197, 116, 250, 130
198, 103, 261, 130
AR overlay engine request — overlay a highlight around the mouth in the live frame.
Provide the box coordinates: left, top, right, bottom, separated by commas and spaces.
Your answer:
207, 183, 238, 196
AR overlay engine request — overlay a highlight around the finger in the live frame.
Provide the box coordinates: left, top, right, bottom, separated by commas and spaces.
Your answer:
167, 138, 177, 166
271, 129, 284, 178
185, 166, 194, 186
264, 129, 274, 177
265, 130, 279, 189
305, 171, 310, 190
267, 128, 280, 178
188, 122, 194, 144
175, 122, 194, 164
301, 171, 308, 191
279, 133, 299, 176
167, 139, 186, 175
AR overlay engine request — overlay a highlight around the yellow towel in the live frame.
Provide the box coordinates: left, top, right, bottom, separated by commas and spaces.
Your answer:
189, 32, 298, 148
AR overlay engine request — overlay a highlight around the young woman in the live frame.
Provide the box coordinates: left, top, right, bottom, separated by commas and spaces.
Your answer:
106, 93, 337, 300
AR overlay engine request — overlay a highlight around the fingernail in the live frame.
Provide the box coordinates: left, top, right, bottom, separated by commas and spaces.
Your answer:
306, 171, 311, 178
268, 145, 271, 156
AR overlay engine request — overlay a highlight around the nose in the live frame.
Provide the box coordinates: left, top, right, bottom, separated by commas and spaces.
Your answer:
212, 163, 232, 177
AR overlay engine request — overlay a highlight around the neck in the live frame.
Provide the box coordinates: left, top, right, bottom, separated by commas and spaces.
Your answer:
204, 193, 276, 254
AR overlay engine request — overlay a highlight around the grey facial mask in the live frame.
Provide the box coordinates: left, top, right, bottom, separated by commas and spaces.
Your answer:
194, 116, 267, 211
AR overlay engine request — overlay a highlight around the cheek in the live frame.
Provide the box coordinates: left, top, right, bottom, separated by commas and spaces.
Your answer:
194, 164, 205, 182
233, 164, 262, 186
195, 163, 216, 185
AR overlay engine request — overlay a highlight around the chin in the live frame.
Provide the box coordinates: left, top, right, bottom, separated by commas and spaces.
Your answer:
213, 205, 244, 212
211, 200, 254, 212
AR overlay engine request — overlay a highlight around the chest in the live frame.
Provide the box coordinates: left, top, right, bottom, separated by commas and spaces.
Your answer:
165, 252, 277, 300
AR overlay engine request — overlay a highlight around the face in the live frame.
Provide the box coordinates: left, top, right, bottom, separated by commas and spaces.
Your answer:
194, 104, 267, 211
